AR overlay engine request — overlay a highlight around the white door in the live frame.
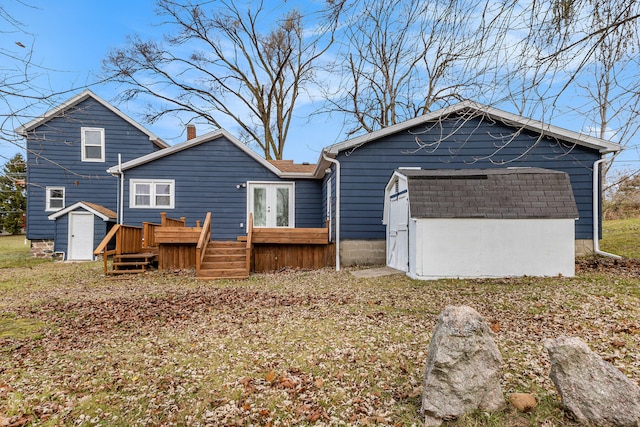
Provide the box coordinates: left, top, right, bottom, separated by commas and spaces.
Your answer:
68, 212, 94, 260
249, 183, 294, 228
386, 188, 409, 271
326, 177, 332, 241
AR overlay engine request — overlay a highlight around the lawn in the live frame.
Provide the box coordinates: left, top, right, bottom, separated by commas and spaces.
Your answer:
0, 224, 639, 426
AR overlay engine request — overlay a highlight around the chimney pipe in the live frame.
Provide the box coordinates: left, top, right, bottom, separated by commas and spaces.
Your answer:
187, 124, 196, 140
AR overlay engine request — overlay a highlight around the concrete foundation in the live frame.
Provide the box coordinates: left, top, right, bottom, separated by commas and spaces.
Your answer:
340, 239, 596, 268
340, 239, 386, 266
575, 240, 594, 257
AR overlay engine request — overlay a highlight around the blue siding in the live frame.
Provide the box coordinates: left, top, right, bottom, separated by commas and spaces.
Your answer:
332, 114, 600, 240
121, 137, 324, 240
26, 97, 161, 240
52, 208, 112, 256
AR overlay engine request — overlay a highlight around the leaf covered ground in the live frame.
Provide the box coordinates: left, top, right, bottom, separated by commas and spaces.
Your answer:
1, 258, 639, 426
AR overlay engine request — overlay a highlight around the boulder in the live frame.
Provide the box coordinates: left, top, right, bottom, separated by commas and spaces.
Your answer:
545, 336, 640, 426
421, 305, 505, 426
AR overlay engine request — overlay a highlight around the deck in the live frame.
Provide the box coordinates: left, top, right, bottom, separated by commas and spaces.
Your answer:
95, 212, 333, 278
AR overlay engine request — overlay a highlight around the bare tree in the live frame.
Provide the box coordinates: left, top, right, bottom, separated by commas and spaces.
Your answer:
323, 0, 508, 136
104, 0, 344, 160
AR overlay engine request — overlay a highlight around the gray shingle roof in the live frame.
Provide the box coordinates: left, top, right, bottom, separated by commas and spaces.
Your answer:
401, 168, 579, 219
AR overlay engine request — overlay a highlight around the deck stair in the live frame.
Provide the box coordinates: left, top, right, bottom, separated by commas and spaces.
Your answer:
196, 241, 249, 280
109, 252, 157, 275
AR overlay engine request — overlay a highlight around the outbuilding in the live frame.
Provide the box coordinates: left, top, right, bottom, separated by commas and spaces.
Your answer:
47, 201, 117, 261
383, 168, 579, 279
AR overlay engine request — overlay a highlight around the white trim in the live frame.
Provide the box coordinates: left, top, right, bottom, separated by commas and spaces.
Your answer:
45, 186, 65, 212
313, 100, 623, 178
130, 179, 175, 209
48, 201, 115, 221
81, 127, 105, 162
15, 89, 168, 149
246, 181, 295, 228
107, 129, 286, 177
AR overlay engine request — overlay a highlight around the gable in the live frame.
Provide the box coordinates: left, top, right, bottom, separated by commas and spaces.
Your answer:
16, 89, 167, 149
402, 168, 578, 220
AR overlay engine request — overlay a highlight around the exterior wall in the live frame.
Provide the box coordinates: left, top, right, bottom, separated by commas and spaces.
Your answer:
50, 207, 112, 257
30, 239, 54, 258
334, 114, 600, 242
25, 97, 160, 240
575, 239, 594, 256
410, 218, 575, 279
340, 239, 386, 266
121, 137, 324, 240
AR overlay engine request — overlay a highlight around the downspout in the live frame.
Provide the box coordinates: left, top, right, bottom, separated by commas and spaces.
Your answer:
118, 154, 124, 225
592, 157, 621, 259
322, 151, 340, 271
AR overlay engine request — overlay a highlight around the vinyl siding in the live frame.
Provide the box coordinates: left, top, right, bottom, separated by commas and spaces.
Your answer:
26, 97, 160, 240
333, 114, 599, 240
51, 208, 112, 256
121, 137, 324, 240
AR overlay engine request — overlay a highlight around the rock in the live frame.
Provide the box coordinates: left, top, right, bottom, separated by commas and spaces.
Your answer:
421, 305, 505, 426
509, 393, 537, 412
545, 336, 640, 427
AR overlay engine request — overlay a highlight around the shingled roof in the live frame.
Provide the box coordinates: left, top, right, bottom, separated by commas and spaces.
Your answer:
400, 168, 578, 219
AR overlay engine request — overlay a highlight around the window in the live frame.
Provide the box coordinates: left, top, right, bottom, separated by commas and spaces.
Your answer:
81, 127, 105, 162
46, 187, 65, 211
248, 182, 294, 228
130, 180, 174, 209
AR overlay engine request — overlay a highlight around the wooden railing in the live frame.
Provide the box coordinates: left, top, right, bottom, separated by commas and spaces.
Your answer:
142, 222, 161, 248
251, 225, 329, 244
161, 212, 186, 227
246, 213, 254, 272
196, 212, 212, 272
93, 224, 144, 275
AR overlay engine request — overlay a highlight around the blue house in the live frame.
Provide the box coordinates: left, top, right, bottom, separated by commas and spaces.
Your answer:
316, 101, 621, 268
16, 90, 168, 259
17, 94, 621, 276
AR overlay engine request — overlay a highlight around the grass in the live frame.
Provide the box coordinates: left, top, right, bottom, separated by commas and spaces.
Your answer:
0, 221, 638, 426
0, 235, 52, 269
600, 217, 640, 258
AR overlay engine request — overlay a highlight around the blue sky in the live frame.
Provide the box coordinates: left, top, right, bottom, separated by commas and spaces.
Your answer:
1, 0, 338, 164
1, 0, 638, 175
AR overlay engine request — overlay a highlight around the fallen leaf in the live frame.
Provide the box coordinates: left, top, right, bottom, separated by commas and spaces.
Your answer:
265, 370, 276, 383
314, 377, 323, 388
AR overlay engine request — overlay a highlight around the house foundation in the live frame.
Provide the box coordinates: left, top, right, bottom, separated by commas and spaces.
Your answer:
30, 239, 55, 258
340, 239, 386, 266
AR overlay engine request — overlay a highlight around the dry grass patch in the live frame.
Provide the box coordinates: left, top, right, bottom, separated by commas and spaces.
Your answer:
0, 261, 639, 426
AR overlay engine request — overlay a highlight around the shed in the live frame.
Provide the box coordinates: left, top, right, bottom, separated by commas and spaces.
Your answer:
48, 201, 117, 261
383, 168, 579, 279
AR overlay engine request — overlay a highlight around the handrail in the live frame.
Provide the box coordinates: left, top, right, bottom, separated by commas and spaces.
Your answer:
196, 212, 212, 272
94, 224, 122, 275
94, 224, 121, 256
245, 213, 253, 272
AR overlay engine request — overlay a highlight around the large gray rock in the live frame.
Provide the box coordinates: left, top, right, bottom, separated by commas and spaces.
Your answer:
421, 305, 505, 426
545, 336, 640, 426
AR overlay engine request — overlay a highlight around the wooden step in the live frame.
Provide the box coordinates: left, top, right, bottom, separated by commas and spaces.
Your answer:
107, 268, 147, 275
196, 268, 249, 280
197, 241, 249, 280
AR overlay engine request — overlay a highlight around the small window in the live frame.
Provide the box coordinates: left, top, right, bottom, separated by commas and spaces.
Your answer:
81, 127, 105, 162
131, 180, 174, 209
46, 187, 65, 211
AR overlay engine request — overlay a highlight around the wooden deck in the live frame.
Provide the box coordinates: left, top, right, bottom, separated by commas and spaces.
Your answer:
95, 212, 334, 277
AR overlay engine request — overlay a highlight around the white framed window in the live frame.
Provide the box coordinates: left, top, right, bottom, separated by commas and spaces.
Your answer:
247, 182, 294, 228
81, 127, 105, 162
130, 179, 175, 209
46, 186, 65, 211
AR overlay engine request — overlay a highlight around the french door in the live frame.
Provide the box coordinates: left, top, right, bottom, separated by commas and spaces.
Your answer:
248, 182, 294, 228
